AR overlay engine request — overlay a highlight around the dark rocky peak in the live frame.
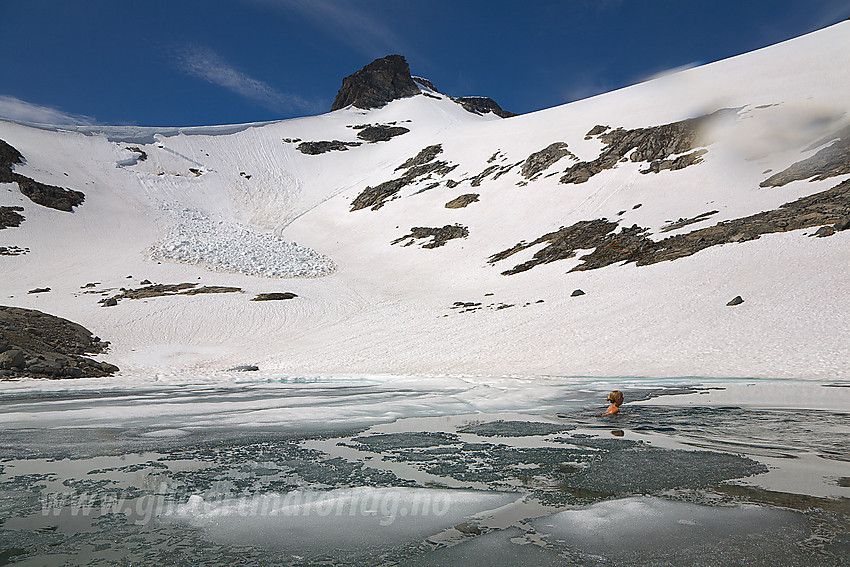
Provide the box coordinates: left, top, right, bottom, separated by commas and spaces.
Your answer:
331, 55, 516, 118
331, 55, 421, 111
454, 96, 517, 118
412, 76, 438, 92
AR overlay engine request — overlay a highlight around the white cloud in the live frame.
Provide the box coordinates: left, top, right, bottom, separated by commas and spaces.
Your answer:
174, 44, 322, 114
0, 95, 97, 125
250, 0, 405, 58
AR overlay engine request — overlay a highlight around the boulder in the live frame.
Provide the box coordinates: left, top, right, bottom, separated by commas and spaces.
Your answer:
813, 226, 835, 238
0, 349, 25, 369
445, 193, 480, 209
727, 296, 744, 306
571, 289, 585, 297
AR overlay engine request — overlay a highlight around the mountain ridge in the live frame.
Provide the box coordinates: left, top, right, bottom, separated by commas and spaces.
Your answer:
1, 22, 849, 381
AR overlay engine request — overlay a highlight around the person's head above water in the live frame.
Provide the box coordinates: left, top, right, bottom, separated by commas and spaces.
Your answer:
606, 391, 624, 405
605, 390, 624, 414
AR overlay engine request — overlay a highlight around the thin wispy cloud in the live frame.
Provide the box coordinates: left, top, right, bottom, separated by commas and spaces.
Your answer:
250, 0, 406, 58
640, 62, 702, 82
0, 95, 97, 125
174, 44, 322, 114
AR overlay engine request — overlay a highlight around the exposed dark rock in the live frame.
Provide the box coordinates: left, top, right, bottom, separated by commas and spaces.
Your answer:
453, 96, 517, 118
0, 305, 117, 379
27, 287, 50, 294
350, 177, 408, 211
352, 145, 457, 211
356, 125, 410, 143
412, 76, 438, 92
640, 149, 708, 174
469, 165, 500, 187
464, 161, 521, 187
396, 144, 443, 171
331, 55, 421, 111
761, 124, 850, 187
228, 365, 259, 372
834, 217, 850, 231
182, 286, 242, 296
660, 210, 719, 233
813, 225, 835, 238
490, 219, 619, 274
586, 125, 610, 136
445, 179, 460, 188
100, 283, 242, 305
560, 109, 736, 185
491, 178, 850, 275
251, 292, 298, 301
445, 193, 480, 209
12, 173, 85, 211
571, 289, 585, 297
727, 296, 744, 306
140, 279, 152, 285
0, 205, 25, 229
392, 224, 469, 248
0, 246, 28, 256
296, 140, 361, 155
0, 138, 85, 211
126, 146, 147, 162
281, 138, 302, 143
0, 349, 25, 369
521, 142, 577, 179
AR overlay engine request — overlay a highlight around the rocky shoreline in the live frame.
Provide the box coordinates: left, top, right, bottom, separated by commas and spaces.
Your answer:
0, 306, 118, 379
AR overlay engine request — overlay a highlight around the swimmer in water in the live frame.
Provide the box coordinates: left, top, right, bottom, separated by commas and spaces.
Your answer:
604, 390, 624, 415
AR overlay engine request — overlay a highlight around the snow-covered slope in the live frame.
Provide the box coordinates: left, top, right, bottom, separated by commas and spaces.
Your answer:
2, 23, 850, 384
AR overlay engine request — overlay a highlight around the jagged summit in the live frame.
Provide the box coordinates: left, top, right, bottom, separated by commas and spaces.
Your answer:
454, 96, 517, 118
331, 54, 515, 118
330, 55, 420, 111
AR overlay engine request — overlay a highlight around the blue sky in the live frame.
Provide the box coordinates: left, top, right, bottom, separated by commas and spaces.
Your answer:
1, 0, 849, 126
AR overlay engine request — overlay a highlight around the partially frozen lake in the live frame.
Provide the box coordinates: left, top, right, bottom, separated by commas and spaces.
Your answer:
0, 379, 847, 566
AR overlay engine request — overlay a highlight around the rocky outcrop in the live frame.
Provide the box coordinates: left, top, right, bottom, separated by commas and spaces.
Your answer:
453, 96, 517, 118
296, 140, 361, 155
521, 142, 577, 179
491, 177, 850, 275
0, 246, 28, 256
445, 193, 479, 208
0, 205, 24, 229
659, 210, 719, 233
0, 305, 118, 379
99, 283, 242, 306
331, 55, 421, 111
391, 224, 469, 248
0, 138, 85, 212
251, 292, 298, 301
560, 109, 736, 185
356, 125, 410, 143
760, 124, 850, 187
351, 145, 457, 211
